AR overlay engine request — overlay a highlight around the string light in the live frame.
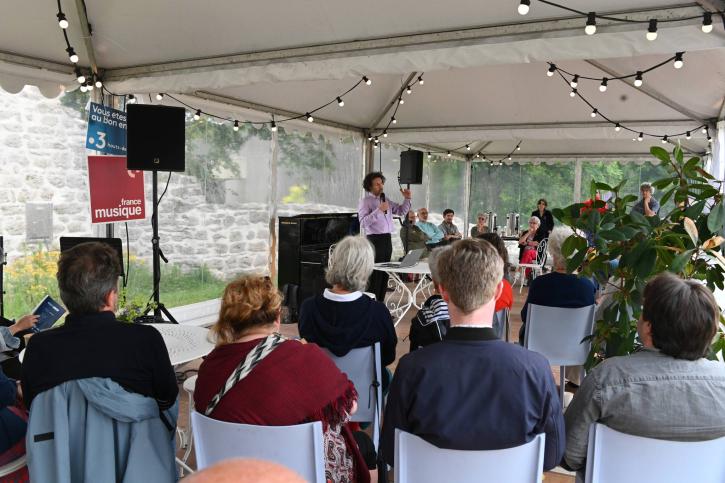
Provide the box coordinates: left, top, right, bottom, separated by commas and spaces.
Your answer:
57, 12, 69, 29
398, 97, 404, 105
406, 86, 412, 95
570, 88, 577, 97
337, 97, 344, 107
126, 94, 136, 104
708, 135, 713, 144
427, 152, 432, 159
547, 64, 557, 77
363, 76, 372, 86
702, 127, 708, 134
633, 71, 643, 87
686, 131, 691, 139
79, 84, 87, 93
570, 75, 579, 88
75, 68, 85, 84
590, 108, 598, 118
646, 19, 658, 41
66, 47, 78, 63
306, 113, 314, 122
518, 0, 530, 15
585, 12, 597, 35
383, 131, 388, 138
662, 135, 669, 144
615, 123, 621, 132
516, 145, 521, 151
85, 81, 93, 91
270, 120, 278, 132
156, 93, 164, 101
466, 144, 471, 151
599, 78, 608, 92
94, 75, 102, 88
233, 120, 239, 131
417, 75, 424, 86
638, 133, 644, 141
702, 12, 713, 33
447, 151, 452, 157
673, 52, 684, 69
193, 109, 201, 120
391, 116, 397, 124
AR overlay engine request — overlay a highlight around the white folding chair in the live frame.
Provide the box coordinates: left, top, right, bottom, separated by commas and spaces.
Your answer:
583, 423, 725, 483
322, 343, 383, 451
191, 411, 324, 482
492, 308, 510, 342
516, 238, 549, 293
178, 374, 198, 472
524, 304, 595, 408
395, 429, 545, 483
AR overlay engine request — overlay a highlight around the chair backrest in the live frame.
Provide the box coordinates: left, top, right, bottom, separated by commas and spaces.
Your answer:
584, 423, 725, 483
322, 343, 382, 425
536, 238, 548, 265
191, 411, 324, 482
492, 308, 509, 341
395, 429, 545, 483
524, 304, 595, 366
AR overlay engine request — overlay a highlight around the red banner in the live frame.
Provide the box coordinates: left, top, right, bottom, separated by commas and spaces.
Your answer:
87, 155, 146, 224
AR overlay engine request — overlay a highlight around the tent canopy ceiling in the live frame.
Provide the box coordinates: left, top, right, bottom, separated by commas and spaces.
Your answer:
1, 0, 724, 157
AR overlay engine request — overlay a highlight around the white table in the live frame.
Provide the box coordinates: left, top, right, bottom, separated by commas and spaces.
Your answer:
147, 323, 215, 366
374, 261, 433, 326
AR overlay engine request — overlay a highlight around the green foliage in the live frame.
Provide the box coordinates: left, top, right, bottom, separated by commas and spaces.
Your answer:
555, 145, 725, 366
59, 89, 90, 119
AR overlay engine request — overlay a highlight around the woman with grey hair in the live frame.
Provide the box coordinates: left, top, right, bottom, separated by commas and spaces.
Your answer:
298, 235, 398, 383
519, 227, 597, 356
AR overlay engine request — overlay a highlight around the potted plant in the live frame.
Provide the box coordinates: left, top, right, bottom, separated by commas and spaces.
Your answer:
553, 145, 725, 366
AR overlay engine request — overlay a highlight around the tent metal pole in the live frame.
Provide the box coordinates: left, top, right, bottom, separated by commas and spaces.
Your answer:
385, 120, 703, 133
463, 157, 472, 236
367, 72, 418, 131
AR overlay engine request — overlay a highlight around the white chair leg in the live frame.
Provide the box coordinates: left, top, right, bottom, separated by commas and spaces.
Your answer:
560, 366, 566, 410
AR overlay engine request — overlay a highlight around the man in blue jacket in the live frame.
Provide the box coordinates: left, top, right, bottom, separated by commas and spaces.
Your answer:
380, 238, 565, 471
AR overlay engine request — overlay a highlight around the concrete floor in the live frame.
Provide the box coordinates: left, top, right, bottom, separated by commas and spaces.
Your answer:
174, 282, 575, 482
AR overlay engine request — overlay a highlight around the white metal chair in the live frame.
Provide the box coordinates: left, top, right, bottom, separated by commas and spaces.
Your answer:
177, 374, 198, 473
191, 411, 324, 482
583, 423, 725, 483
394, 429, 545, 483
492, 308, 510, 341
322, 343, 383, 451
524, 304, 595, 408
515, 238, 549, 293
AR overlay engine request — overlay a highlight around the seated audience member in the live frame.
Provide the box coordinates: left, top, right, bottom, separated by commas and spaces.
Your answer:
520, 226, 596, 345
632, 181, 659, 217
408, 247, 451, 352
0, 314, 37, 379
416, 208, 446, 247
564, 272, 725, 472
477, 233, 513, 310
470, 212, 489, 237
438, 209, 462, 242
196, 276, 371, 483
518, 216, 546, 267
182, 459, 305, 483
381, 239, 565, 471
299, 236, 397, 389
0, 367, 29, 481
532, 198, 554, 236
22, 242, 178, 482
400, 211, 430, 255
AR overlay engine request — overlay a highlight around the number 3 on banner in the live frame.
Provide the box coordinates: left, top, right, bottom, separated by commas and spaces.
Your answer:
95, 131, 106, 149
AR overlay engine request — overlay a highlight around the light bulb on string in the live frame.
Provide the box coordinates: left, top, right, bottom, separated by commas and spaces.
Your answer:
406, 86, 412, 95
79, 84, 87, 93
86, 81, 93, 91
67, 47, 78, 63
702, 12, 713, 33
427, 152, 432, 159
590, 109, 598, 118
94, 76, 102, 88
127, 94, 136, 104
466, 145, 471, 151
508, 156, 512, 161
570, 88, 577, 97
475, 153, 480, 158
363, 76, 372, 86
599, 78, 608, 92
270, 121, 278, 132
516, 145, 521, 151
702, 127, 708, 134
518, 0, 530, 15
233, 120, 239, 132
398, 97, 404, 105
337, 97, 344, 107
673, 52, 684, 69
194, 110, 201, 121
634, 71, 643, 87
547, 64, 556, 77
615, 123, 621, 132
570, 75, 579, 88
708, 136, 713, 144
637, 133, 644, 141
306, 113, 314, 122
57, 12, 69, 29
417, 75, 424, 86
686, 131, 691, 140
585, 12, 597, 35
75, 68, 85, 84
391, 116, 397, 124
662, 135, 668, 144
383, 131, 388, 138
447, 151, 451, 157
646, 19, 658, 41
156, 93, 164, 101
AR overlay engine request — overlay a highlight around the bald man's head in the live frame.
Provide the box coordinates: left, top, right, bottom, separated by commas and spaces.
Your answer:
182, 459, 305, 483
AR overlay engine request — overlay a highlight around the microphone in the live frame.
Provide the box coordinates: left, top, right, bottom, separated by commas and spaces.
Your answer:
380, 192, 387, 214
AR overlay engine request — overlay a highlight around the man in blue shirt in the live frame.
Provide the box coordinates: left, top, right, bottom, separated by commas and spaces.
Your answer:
380, 239, 565, 472
416, 208, 445, 247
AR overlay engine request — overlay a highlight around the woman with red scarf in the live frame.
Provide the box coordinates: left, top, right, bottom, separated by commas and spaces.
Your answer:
194, 276, 370, 483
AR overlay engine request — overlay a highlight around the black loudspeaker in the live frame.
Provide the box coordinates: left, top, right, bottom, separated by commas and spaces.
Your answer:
400, 150, 424, 184
126, 105, 186, 172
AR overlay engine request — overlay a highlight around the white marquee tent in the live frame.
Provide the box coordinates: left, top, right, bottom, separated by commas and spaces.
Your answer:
1, 0, 724, 169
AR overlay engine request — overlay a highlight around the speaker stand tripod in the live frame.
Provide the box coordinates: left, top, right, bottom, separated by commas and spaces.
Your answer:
146, 170, 179, 324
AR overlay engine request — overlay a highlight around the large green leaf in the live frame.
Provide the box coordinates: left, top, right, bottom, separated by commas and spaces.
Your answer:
634, 247, 657, 278
707, 201, 724, 233
650, 146, 671, 164
659, 186, 677, 206
669, 249, 694, 273
599, 229, 627, 241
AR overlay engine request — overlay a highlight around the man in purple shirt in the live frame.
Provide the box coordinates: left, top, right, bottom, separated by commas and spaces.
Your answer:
358, 171, 412, 301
